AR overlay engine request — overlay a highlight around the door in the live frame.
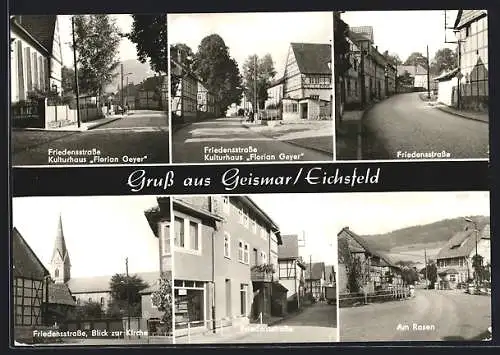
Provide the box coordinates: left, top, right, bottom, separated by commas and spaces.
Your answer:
225, 279, 231, 317
253, 248, 258, 266
301, 103, 308, 119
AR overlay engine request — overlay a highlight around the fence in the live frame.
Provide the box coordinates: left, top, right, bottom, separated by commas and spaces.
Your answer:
339, 286, 411, 308
175, 315, 249, 342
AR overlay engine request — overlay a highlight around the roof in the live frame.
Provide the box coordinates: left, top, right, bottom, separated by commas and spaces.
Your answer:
144, 197, 171, 237
139, 75, 167, 92
350, 26, 374, 43
438, 268, 459, 275
436, 223, 490, 260
290, 43, 331, 75
434, 68, 460, 81
11, 15, 57, 54
398, 65, 428, 76
278, 234, 300, 259
347, 30, 369, 44
12, 227, 50, 280
51, 214, 70, 266
337, 227, 399, 269
48, 283, 76, 306
173, 198, 224, 223
268, 76, 285, 89
454, 10, 488, 29
66, 271, 160, 294
236, 197, 281, 240
305, 262, 326, 280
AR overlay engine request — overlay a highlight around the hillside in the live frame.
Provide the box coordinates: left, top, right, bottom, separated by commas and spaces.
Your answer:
103, 59, 154, 93
362, 215, 490, 252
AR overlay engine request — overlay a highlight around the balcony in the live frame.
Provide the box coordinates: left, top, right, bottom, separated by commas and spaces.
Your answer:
251, 264, 275, 282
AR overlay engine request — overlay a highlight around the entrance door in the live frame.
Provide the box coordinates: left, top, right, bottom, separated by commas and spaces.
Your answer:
225, 279, 231, 317
301, 103, 308, 119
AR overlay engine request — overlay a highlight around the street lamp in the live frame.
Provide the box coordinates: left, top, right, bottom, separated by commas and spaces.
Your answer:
464, 217, 479, 287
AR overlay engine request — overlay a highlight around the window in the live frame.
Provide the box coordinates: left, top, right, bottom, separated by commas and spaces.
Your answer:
100, 297, 105, 307
311, 95, 319, 100
243, 209, 249, 228
174, 217, 185, 248
251, 219, 257, 234
55, 269, 59, 278
261, 251, 267, 264
224, 233, 231, 258
88, 298, 92, 302
222, 196, 230, 214
238, 241, 244, 262
244, 243, 250, 264
160, 222, 171, 256
449, 274, 457, 282
189, 221, 199, 251
238, 208, 244, 224
260, 227, 267, 240
240, 284, 248, 316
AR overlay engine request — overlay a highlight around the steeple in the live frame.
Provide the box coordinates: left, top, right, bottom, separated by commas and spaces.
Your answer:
49, 213, 71, 283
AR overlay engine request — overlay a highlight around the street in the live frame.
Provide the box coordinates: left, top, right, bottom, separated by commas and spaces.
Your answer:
362, 93, 489, 160
340, 289, 491, 341
172, 117, 332, 163
12, 110, 169, 166
179, 303, 337, 344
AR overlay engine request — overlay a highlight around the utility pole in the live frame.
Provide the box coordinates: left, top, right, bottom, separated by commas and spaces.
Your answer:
426, 45, 431, 99
360, 51, 366, 107
125, 257, 131, 337
120, 63, 124, 110
71, 16, 81, 128
424, 248, 428, 289
254, 55, 257, 119
309, 255, 313, 299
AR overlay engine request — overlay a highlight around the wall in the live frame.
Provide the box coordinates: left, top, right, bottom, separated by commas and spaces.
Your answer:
437, 79, 455, 106
73, 291, 112, 311
141, 293, 164, 320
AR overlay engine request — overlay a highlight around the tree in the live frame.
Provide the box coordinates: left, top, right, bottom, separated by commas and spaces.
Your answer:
74, 301, 103, 320
430, 48, 457, 75
242, 53, 276, 110
403, 52, 428, 69
397, 71, 414, 88
425, 262, 438, 289
128, 14, 168, 75
108, 273, 149, 317
334, 12, 351, 123
150, 275, 173, 333
193, 34, 243, 116
382, 50, 402, 66
472, 254, 484, 285
73, 15, 121, 97
401, 267, 419, 285
61, 66, 75, 95
169, 43, 195, 101
338, 238, 363, 293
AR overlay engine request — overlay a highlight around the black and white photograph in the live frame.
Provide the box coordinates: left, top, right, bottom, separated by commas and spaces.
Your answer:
10, 14, 170, 166
334, 10, 489, 160
169, 12, 334, 164
11, 196, 173, 346
170, 195, 338, 344
336, 191, 491, 341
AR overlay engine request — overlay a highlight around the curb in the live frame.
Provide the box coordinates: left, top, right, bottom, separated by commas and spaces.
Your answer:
86, 115, 124, 130
435, 106, 488, 124
172, 122, 192, 134
241, 122, 334, 157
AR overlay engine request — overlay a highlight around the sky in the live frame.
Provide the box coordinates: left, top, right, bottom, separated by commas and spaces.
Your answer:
341, 10, 459, 63
12, 196, 160, 278
168, 12, 333, 80
57, 14, 139, 67
250, 191, 490, 266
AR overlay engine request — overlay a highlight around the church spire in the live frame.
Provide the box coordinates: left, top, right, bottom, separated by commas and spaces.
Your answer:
50, 213, 71, 283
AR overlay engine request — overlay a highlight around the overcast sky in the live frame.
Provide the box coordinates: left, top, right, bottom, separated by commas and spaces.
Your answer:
12, 196, 160, 278
58, 14, 140, 67
341, 10, 459, 62
168, 12, 332, 80
250, 191, 489, 266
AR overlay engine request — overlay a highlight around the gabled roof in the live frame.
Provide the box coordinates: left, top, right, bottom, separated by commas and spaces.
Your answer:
11, 15, 57, 54
398, 65, 428, 76
66, 271, 160, 294
290, 43, 331, 75
144, 197, 171, 237
278, 234, 300, 259
350, 26, 374, 43
305, 262, 326, 280
48, 283, 76, 306
325, 264, 336, 283
454, 10, 487, 29
12, 227, 50, 280
436, 223, 490, 260
434, 68, 460, 82
337, 227, 399, 269
267, 76, 285, 89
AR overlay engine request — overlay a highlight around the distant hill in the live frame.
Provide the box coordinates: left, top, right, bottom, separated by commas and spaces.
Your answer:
103, 59, 154, 94
362, 215, 490, 251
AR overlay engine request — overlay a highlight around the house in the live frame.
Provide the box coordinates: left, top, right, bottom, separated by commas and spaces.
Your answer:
454, 10, 488, 111
135, 75, 168, 110
10, 15, 63, 103
397, 65, 429, 90
325, 264, 336, 286
12, 227, 75, 343
337, 227, 403, 295
169, 196, 286, 335
434, 68, 460, 106
279, 43, 332, 120
197, 81, 218, 118
278, 234, 306, 312
436, 222, 490, 290
305, 262, 326, 300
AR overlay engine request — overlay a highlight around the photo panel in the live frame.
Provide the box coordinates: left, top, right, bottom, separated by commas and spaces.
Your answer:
169, 12, 335, 164
336, 191, 491, 342
11, 196, 173, 346
170, 195, 338, 344
333, 10, 489, 161
10, 14, 170, 167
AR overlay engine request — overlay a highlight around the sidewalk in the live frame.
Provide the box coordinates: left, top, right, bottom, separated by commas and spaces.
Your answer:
434, 104, 489, 123
13, 114, 124, 133
335, 110, 364, 160
242, 120, 334, 155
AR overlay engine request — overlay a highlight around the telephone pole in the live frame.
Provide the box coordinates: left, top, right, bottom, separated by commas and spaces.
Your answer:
309, 255, 313, 299
424, 248, 429, 289
426, 45, 431, 99
71, 16, 81, 128
254, 55, 257, 118
125, 257, 131, 337
121, 63, 124, 109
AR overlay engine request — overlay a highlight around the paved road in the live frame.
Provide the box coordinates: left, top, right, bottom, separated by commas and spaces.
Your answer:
172, 117, 331, 163
12, 110, 169, 166
362, 93, 489, 160
340, 289, 491, 342
219, 303, 337, 343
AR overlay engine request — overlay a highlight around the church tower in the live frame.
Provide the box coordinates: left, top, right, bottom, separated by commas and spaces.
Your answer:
49, 213, 71, 283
